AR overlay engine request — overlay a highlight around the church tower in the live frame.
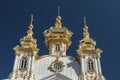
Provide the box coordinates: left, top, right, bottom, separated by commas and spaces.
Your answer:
77, 17, 106, 80
8, 15, 39, 80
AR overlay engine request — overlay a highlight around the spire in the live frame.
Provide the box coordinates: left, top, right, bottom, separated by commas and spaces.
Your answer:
58, 6, 60, 16
84, 16, 87, 27
27, 15, 34, 37
30, 14, 33, 26
19, 15, 38, 48
43, 6, 73, 51
77, 17, 97, 53
83, 16, 89, 39
55, 7, 62, 28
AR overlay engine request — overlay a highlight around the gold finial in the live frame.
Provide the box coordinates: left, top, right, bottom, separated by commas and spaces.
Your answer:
55, 7, 62, 28
27, 15, 34, 37
83, 16, 89, 39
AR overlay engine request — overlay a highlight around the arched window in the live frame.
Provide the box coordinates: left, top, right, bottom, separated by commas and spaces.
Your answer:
88, 59, 94, 71
20, 57, 28, 69
56, 44, 60, 51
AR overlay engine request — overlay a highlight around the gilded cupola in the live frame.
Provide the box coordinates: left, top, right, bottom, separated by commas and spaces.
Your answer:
20, 15, 37, 48
14, 15, 39, 51
77, 17, 102, 53
43, 7, 73, 49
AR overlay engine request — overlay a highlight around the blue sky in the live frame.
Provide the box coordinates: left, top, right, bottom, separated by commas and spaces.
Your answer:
0, 0, 120, 79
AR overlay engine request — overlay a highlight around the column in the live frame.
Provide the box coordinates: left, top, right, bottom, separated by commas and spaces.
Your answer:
31, 56, 34, 71
13, 55, 18, 71
27, 56, 32, 76
29, 53, 35, 79
83, 58, 87, 80
80, 54, 86, 80
96, 55, 102, 75
12, 52, 20, 79
83, 56, 87, 73
95, 58, 98, 74
81, 57, 84, 73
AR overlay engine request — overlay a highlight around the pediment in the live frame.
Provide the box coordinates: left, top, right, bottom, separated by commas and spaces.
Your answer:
40, 73, 72, 80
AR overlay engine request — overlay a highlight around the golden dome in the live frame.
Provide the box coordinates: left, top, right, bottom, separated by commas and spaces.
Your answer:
20, 15, 37, 48
43, 7, 73, 49
77, 17, 102, 54
13, 15, 39, 52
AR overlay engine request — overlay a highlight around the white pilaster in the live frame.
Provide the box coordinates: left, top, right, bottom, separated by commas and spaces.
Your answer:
27, 56, 32, 75
98, 58, 102, 74
12, 52, 20, 79
81, 57, 84, 73
31, 56, 35, 72
13, 55, 18, 71
84, 57, 87, 73
95, 58, 99, 74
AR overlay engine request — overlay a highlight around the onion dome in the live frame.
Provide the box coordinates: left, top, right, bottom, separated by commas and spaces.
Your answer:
14, 15, 39, 51
77, 17, 102, 53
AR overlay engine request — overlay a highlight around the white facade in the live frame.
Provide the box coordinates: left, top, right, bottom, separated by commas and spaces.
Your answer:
34, 56, 80, 80
4, 15, 106, 80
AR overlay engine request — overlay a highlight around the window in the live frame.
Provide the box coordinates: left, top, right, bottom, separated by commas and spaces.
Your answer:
56, 44, 60, 51
88, 60, 94, 71
53, 62, 62, 71
50, 61, 64, 72
20, 57, 28, 69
